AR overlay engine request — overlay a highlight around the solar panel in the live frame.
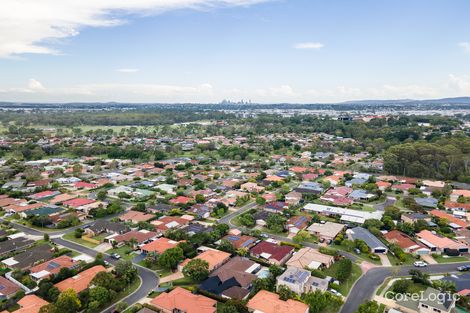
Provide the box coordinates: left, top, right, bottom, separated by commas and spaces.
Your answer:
241, 239, 254, 247
0, 285, 5, 291
47, 261, 60, 270
297, 271, 308, 281
227, 236, 239, 241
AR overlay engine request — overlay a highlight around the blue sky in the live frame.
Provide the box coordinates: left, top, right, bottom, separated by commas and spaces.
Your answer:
1, 0, 470, 103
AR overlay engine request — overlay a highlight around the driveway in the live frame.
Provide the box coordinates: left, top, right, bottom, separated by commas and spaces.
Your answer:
379, 254, 392, 266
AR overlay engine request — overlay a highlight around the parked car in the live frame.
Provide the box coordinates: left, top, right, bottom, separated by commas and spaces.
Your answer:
354, 248, 361, 254
328, 289, 342, 297
414, 261, 427, 267
457, 265, 470, 271
111, 253, 121, 260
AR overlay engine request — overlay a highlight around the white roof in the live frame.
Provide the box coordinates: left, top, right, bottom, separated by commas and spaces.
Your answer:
31, 270, 50, 279
1, 258, 18, 266
304, 203, 382, 221
308, 260, 322, 269
8, 232, 26, 239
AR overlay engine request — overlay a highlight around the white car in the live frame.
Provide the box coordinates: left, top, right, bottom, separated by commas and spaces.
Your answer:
414, 261, 427, 267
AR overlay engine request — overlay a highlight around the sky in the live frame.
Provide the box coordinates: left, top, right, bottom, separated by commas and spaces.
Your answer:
1, 0, 470, 103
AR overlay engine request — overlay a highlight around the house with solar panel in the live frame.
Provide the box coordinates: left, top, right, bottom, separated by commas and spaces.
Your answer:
221, 234, 258, 250
29, 255, 78, 281
286, 215, 312, 236
276, 267, 329, 294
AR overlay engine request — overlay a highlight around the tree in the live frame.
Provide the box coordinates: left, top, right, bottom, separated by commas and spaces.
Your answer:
218, 239, 235, 253
44, 233, 50, 241
335, 259, 353, 282
114, 260, 138, 284
278, 284, 295, 300
182, 259, 209, 282
256, 196, 266, 205
239, 213, 255, 227
391, 279, 412, 294
158, 247, 184, 270
55, 289, 81, 313
92, 271, 121, 291
195, 194, 205, 203
97, 190, 107, 201
409, 269, 430, 285
219, 300, 249, 313
266, 214, 286, 233
115, 302, 128, 312
302, 290, 342, 313
356, 300, 381, 313
88, 286, 111, 308
293, 230, 311, 243
74, 228, 84, 238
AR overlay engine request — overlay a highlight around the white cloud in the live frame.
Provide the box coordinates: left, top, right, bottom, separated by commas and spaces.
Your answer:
28, 78, 46, 91
116, 68, 139, 73
293, 42, 324, 50
459, 42, 470, 53
0, 0, 268, 58
2, 75, 470, 103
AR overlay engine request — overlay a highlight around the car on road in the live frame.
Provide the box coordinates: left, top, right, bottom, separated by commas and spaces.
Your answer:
457, 265, 470, 271
110, 253, 121, 260
414, 261, 427, 267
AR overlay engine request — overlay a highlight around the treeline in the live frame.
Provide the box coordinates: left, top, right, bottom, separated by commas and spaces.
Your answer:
383, 136, 470, 182
0, 110, 234, 127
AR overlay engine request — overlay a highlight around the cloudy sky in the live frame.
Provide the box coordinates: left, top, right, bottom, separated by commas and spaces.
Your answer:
1, 0, 470, 103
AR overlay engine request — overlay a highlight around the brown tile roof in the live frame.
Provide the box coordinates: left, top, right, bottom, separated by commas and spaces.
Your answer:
55, 265, 106, 293
248, 290, 308, 313
150, 287, 216, 313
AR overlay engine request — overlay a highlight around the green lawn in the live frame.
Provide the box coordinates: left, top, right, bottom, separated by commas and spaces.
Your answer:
322, 262, 363, 296
387, 252, 415, 266
433, 255, 469, 263
331, 244, 382, 265
106, 245, 136, 261
62, 232, 99, 248
159, 277, 196, 289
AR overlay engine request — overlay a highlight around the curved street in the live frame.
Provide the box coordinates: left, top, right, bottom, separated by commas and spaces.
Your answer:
1, 218, 159, 313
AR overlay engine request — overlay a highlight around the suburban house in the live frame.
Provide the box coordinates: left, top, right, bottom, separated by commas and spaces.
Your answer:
401, 213, 432, 224
429, 209, 468, 229
150, 287, 217, 313
0, 276, 20, 299
109, 230, 158, 248
347, 227, 388, 254
221, 234, 257, 250
286, 215, 312, 235
199, 256, 260, 300
276, 267, 329, 294
54, 265, 106, 293
141, 237, 183, 254
307, 222, 345, 242
384, 230, 430, 255
1, 244, 54, 270
85, 220, 129, 237
285, 247, 334, 269
247, 290, 309, 313
118, 210, 154, 224
179, 248, 231, 272
12, 294, 48, 313
29, 255, 77, 281
417, 230, 469, 254
250, 241, 294, 265
304, 203, 383, 224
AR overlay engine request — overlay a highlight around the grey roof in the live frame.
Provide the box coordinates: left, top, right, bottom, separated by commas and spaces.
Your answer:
419, 287, 454, 311
278, 267, 310, 285
0, 237, 35, 256
415, 197, 438, 208
349, 227, 386, 250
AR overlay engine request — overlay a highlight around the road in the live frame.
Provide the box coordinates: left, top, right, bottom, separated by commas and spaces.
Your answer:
374, 196, 396, 211
340, 262, 470, 313
218, 203, 470, 313
2, 218, 159, 313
